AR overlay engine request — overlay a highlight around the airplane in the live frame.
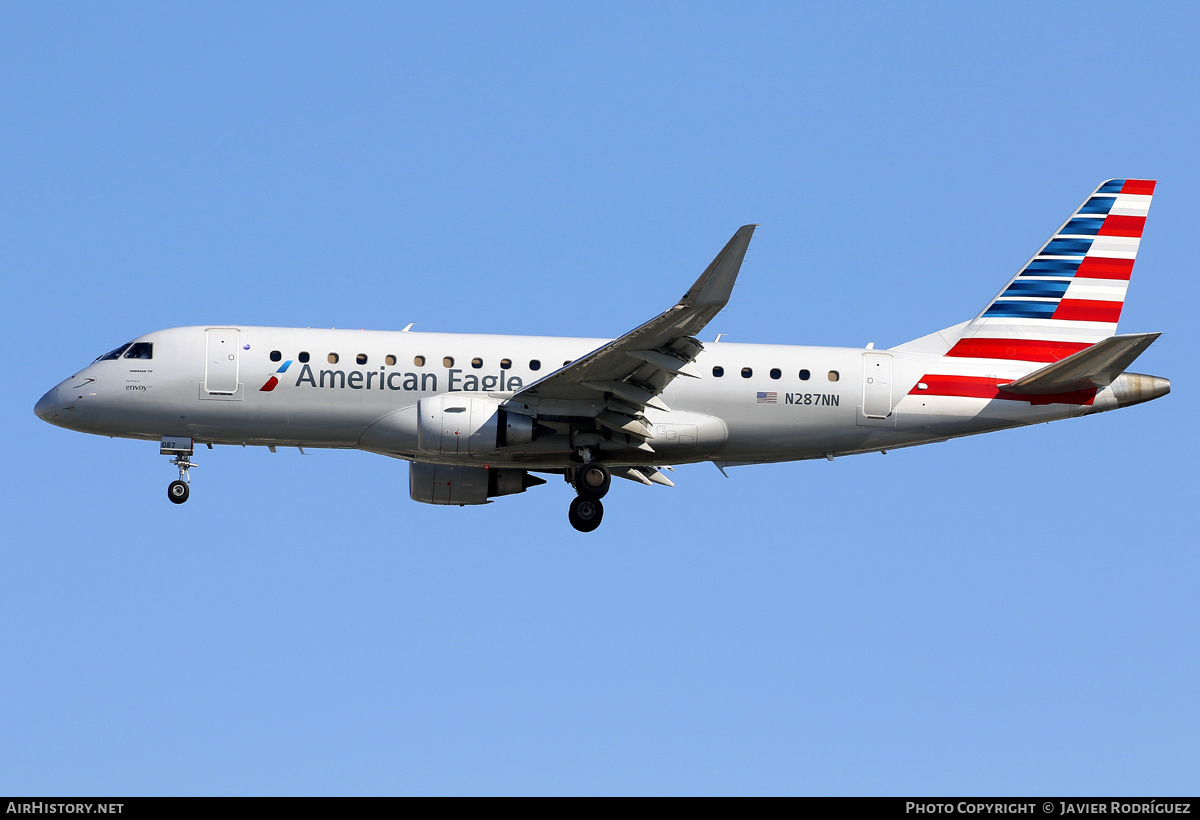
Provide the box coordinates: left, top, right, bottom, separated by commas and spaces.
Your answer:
34, 179, 1170, 532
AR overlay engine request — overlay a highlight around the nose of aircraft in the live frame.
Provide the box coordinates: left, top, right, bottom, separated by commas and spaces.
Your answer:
34, 386, 61, 422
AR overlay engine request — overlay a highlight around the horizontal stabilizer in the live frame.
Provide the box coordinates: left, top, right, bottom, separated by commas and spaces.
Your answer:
1002, 332, 1161, 395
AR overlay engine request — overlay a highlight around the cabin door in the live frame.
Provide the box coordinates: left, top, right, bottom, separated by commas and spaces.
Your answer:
205, 328, 241, 394
862, 353, 893, 419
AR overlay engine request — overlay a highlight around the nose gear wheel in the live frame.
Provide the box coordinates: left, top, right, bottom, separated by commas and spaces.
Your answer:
167, 480, 190, 504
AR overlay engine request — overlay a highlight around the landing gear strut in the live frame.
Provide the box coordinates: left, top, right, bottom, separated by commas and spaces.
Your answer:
160, 437, 197, 505
167, 454, 196, 504
568, 455, 609, 532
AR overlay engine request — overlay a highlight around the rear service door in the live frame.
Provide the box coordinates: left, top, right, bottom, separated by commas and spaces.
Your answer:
862, 352, 893, 419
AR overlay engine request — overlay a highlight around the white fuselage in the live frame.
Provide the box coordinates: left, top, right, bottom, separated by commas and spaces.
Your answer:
35, 325, 1115, 470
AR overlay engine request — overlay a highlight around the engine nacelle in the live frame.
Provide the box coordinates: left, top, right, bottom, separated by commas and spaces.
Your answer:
409, 462, 546, 506
415, 394, 537, 457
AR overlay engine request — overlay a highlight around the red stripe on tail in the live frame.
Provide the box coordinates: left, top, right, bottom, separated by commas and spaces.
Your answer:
1053, 299, 1123, 323
1098, 215, 1146, 237
911, 375, 1096, 405
1076, 257, 1134, 280
945, 338, 1091, 363
1120, 179, 1156, 195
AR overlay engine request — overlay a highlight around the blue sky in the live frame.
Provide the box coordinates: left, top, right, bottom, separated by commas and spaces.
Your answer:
2, 2, 1197, 795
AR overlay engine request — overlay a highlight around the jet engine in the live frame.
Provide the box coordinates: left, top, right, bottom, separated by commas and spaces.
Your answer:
409, 462, 546, 506
416, 394, 537, 457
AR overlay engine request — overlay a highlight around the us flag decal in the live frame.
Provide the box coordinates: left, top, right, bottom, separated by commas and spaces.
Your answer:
756, 392, 777, 404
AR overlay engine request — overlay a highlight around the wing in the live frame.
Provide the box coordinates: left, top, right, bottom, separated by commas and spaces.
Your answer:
509, 225, 757, 442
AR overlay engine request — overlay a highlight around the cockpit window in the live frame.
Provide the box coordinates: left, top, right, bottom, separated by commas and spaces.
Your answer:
95, 343, 132, 362
123, 342, 153, 360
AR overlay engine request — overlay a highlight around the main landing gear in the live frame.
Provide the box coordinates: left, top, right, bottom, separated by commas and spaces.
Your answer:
568, 457, 610, 533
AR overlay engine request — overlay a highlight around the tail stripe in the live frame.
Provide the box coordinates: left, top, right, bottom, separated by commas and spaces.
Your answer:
1061, 281, 1128, 301
917, 179, 1155, 370
1053, 299, 1123, 323
945, 338, 1091, 362
1098, 215, 1146, 237
1063, 217, 1106, 235
1079, 197, 1116, 215
1020, 259, 1081, 277
983, 301, 1059, 319
909, 375, 1096, 406
1076, 257, 1134, 280
1001, 280, 1072, 298
1120, 179, 1157, 195
1041, 237, 1094, 255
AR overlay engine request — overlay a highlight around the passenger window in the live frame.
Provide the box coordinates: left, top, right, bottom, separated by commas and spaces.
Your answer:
563, 360, 572, 366
471, 357, 483, 369
414, 355, 425, 367
123, 342, 153, 360
828, 370, 840, 382
500, 358, 512, 370
443, 356, 454, 368
712, 366, 724, 377
770, 368, 781, 380
299, 351, 310, 363
95, 343, 132, 362
356, 353, 368, 365
530, 359, 541, 371
270, 350, 282, 362
799, 369, 810, 380
385, 355, 397, 366
328, 353, 339, 364
741, 367, 753, 378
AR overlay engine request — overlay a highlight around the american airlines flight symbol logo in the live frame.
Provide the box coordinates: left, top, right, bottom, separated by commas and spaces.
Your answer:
259, 360, 293, 392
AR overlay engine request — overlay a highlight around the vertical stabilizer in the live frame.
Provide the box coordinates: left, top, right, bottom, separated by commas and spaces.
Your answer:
945, 179, 1155, 364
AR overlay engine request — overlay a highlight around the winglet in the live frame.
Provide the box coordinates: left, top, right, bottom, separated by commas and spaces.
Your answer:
680, 224, 758, 309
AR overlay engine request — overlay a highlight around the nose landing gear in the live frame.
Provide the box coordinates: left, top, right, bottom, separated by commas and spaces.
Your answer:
166, 454, 196, 504
568, 455, 609, 532
161, 436, 196, 505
